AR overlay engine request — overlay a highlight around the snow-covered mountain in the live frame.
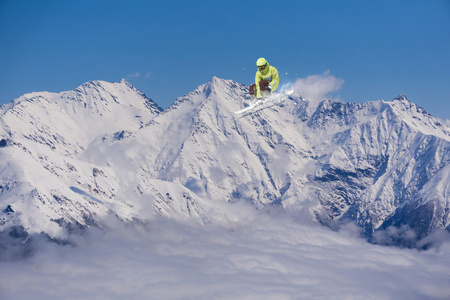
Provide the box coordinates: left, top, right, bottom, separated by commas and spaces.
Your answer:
1, 77, 449, 246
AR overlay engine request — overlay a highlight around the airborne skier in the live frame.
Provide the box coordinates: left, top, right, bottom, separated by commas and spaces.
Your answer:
249, 57, 280, 104
234, 57, 291, 117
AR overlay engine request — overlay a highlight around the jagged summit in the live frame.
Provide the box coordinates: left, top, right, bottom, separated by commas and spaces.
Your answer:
393, 94, 409, 101
0, 79, 162, 155
73, 79, 162, 113
385, 94, 450, 140
165, 76, 249, 113
1, 77, 449, 248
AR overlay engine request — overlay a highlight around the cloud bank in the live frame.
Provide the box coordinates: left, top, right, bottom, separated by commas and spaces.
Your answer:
0, 205, 449, 300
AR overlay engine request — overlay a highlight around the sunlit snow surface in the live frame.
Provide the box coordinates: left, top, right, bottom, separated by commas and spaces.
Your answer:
1, 206, 449, 300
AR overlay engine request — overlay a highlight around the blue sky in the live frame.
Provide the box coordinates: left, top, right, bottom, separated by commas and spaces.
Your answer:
1, 0, 449, 119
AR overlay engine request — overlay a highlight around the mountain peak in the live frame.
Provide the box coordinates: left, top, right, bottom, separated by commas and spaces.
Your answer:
389, 94, 429, 116
384, 94, 450, 141
393, 94, 409, 102
0, 79, 162, 155
74, 79, 161, 114
166, 77, 248, 113
210, 76, 220, 82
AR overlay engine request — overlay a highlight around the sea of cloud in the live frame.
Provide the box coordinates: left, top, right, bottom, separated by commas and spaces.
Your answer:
0, 202, 449, 300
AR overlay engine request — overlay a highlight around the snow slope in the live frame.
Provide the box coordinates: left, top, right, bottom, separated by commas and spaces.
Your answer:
1, 77, 449, 246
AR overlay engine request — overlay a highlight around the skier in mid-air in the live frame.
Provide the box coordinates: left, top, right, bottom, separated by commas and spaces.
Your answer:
249, 57, 279, 104
234, 57, 288, 117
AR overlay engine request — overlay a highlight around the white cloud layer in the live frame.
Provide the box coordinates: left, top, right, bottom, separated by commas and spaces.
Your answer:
291, 70, 345, 102
0, 206, 449, 300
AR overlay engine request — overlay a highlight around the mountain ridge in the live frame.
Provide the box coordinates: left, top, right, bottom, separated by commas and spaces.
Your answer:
1, 77, 449, 247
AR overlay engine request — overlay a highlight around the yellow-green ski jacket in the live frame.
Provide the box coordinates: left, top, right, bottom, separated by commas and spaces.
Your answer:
255, 63, 279, 98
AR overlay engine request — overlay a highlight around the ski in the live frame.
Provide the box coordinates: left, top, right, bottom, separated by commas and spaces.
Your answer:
234, 89, 293, 118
